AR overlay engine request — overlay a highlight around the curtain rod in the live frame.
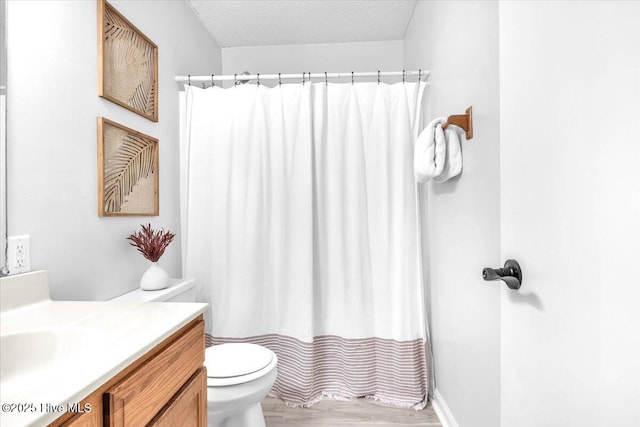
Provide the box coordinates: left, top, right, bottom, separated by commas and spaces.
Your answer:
175, 70, 430, 84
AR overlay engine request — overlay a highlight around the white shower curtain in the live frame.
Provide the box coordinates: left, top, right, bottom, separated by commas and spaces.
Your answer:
180, 81, 430, 408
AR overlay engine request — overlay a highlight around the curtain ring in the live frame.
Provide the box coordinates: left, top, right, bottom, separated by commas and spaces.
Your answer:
325, 72, 328, 86
308, 72, 311, 84
257, 73, 260, 86
302, 72, 305, 85
402, 70, 405, 84
279, 73, 282, 86
377, 70, 380, 85
418, 69, 422, 82
234, 73, 237, 87
211, 74, 215, 87
188, 75, 191, 86
351, 71, 354, 85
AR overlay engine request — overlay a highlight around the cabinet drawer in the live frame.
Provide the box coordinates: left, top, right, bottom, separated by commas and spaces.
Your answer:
104, 318, 204, 427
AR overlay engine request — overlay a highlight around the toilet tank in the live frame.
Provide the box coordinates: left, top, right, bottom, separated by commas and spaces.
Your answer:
110, 278, 196, 303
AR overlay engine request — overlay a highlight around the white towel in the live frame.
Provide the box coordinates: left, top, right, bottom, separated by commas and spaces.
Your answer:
414, 118, 463, 183
434, 125, 463, 182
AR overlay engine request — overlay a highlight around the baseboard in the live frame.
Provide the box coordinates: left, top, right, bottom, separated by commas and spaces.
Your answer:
430, 388, 460, 427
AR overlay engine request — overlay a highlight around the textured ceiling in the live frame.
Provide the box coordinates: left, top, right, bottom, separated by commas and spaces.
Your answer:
187, 0, 417, 48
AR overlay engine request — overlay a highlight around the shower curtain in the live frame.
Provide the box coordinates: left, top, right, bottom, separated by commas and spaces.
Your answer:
180, 81, 430, 409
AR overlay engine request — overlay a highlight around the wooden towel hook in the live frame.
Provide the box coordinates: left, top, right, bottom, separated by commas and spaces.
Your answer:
442, 106, 473, 140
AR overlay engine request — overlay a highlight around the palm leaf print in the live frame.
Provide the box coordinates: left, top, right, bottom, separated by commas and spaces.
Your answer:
102, 3, 157, 120
104, 131, 156, 214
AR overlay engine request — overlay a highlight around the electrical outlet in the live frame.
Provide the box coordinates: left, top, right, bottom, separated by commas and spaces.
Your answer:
8, 235, 31, 274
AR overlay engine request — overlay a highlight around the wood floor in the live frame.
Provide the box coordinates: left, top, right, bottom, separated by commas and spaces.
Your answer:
262, 397, 442, 427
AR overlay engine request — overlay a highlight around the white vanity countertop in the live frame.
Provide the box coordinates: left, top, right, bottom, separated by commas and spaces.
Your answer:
0, 282, 208, 426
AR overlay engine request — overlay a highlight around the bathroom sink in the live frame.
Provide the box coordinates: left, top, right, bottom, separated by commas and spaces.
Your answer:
1, 331, 57, 382
0, 329, 96, 394
1, 272, 102, 395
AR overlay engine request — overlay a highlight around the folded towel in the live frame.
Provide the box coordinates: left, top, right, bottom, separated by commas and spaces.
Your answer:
414, 118, 446, 183
414, 118, 463, 183
434, 125, 463, 182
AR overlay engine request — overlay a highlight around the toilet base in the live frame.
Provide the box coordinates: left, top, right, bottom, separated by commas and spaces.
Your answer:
209, 402, 266, 427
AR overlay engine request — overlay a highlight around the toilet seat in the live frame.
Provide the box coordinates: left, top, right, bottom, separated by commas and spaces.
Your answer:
205, 343, 276, 386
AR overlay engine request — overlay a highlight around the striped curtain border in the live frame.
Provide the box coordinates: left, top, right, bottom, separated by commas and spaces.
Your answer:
206, 333, 429, 410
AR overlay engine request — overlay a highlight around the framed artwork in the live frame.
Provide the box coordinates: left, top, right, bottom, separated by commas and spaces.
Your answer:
98, 0, 158, 122
97, 118, 159, 216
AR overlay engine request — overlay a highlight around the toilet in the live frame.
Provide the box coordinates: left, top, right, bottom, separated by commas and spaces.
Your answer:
111, 279, 278, 427
205, 343, 277, 427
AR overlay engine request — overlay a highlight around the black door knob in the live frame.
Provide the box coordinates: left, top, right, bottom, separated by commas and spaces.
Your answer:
482, 259, 522, 290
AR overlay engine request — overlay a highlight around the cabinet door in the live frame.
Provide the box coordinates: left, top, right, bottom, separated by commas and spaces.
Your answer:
51, 394, 102, 427
148, 367, 207, 427
58, 411, 96, 427
104, 319, 204, 426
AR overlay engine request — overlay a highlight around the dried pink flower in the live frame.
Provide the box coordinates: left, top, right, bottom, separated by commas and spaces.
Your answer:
126, 223, 175, 262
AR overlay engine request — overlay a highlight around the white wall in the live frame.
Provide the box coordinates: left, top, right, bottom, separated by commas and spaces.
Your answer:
404, 2, 501, 427
500, 2, 640, 426
222, 40, 404, 86
7, 0, 221, 300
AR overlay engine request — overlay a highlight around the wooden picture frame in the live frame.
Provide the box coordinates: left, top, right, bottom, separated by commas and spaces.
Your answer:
98, 118, 159, 216
98, 0, 158, 122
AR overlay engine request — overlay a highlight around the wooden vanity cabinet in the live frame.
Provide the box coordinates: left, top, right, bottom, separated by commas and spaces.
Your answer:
50, 315, 207, 427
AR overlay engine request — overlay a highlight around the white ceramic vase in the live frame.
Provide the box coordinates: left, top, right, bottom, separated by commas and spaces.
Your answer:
140, 262, 169, 291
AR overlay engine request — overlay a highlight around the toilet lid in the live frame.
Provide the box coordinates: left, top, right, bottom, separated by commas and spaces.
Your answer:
205, 343, 274, 378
